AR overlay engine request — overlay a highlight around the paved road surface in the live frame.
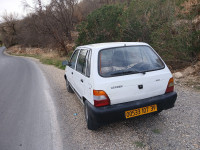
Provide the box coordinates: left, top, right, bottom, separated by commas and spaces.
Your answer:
0, 47, 62, 150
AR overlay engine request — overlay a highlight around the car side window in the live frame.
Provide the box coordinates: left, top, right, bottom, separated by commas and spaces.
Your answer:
86, 50, 91, 77
76, 49, 88, 74
70, 50, 79, 69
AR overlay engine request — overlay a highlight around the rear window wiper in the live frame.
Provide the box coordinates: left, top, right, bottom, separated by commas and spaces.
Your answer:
111, 70, 146, 76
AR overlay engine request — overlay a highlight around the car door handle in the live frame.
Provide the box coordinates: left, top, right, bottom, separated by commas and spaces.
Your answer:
80, 79, 83, 83
71, 72, 73, 75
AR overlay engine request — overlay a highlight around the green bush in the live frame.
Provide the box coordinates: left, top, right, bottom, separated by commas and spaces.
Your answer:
76, 5, 123, 45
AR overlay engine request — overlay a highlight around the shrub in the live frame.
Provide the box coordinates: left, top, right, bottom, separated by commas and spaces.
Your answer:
76, 5, 123, 45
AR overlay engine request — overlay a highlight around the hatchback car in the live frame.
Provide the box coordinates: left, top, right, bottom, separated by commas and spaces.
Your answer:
62, 42, 177, 130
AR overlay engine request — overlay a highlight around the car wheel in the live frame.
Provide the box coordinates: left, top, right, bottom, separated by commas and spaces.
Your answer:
84, 101, 99, 130
66, 78, 74, 93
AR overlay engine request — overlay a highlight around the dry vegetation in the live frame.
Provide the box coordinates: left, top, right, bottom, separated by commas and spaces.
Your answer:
6, 45, 67, 70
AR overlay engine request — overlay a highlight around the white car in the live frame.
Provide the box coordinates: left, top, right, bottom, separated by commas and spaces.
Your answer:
62, 42, 177, 130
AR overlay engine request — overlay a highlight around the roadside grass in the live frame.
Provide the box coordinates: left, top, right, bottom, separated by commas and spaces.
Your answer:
134, 141, 144, 148
152, 128, 161, 134
183, 77, 200, 91
194, 85, 200, 90
8, 53, 67, 70
40, 57, 66, 70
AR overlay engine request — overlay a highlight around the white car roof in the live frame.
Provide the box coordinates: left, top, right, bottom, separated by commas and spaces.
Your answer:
77, 42, 149, 50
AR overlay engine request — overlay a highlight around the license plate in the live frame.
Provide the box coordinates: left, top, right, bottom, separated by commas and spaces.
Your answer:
125, 104, 157, 119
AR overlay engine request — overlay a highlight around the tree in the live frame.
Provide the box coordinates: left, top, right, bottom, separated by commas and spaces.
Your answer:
21, 0, 78, 54
0, 12, 18, 47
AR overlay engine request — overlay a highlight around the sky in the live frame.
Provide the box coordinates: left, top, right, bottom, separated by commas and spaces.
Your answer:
0, 0, 50, 22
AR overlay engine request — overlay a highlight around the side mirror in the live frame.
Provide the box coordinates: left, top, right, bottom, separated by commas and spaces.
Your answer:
62, 60, 69, 66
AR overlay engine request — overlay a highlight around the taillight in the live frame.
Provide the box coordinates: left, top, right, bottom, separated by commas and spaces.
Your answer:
93, 90, 110, 107
165, 77, 174, 93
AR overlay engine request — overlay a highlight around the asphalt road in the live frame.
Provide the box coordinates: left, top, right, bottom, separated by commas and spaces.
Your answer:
0, 47, 62, 150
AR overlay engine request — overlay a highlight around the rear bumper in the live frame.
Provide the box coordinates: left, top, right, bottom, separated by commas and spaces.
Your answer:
86, 92, 177, 124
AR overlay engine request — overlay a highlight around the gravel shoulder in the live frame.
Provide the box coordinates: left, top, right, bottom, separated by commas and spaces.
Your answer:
30, 57, 200, 150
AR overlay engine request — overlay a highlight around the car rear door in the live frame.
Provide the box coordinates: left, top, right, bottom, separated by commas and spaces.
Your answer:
73, 49, 89, 98
97, 45, 172, 105
83, 50, 92, 100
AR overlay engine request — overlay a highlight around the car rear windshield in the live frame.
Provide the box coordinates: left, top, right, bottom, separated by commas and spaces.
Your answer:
99, 46, 165, 77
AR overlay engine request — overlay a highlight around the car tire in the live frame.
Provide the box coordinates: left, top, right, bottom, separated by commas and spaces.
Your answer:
66, 78, 74, 93
84, 101, 99, 130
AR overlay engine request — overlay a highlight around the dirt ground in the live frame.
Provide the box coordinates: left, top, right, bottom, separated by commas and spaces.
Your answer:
173, 61, 200, 91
